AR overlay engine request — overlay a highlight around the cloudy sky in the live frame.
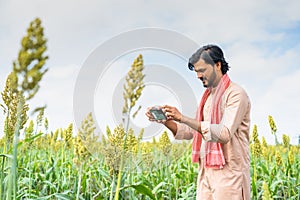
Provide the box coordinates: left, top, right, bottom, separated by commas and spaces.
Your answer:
1, 0, 300, 144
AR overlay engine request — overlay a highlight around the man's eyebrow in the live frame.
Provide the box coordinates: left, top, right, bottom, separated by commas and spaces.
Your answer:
195, 67, 205, 72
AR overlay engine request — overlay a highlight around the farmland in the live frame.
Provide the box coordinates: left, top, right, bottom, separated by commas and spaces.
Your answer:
0, 113, 299, 199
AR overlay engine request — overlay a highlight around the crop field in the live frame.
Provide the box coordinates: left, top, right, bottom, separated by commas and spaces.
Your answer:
0, 112, 299, 199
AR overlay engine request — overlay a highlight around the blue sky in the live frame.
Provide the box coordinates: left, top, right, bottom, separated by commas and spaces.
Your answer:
1, 0, 300, 144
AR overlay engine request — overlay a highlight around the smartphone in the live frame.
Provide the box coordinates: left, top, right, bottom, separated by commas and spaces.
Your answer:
150, 107, 167, 121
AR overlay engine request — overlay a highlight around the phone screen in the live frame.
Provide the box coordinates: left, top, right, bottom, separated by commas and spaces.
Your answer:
150, 109, 167, 120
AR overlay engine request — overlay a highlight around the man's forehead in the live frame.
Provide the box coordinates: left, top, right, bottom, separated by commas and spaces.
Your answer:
194, 59, 209, 69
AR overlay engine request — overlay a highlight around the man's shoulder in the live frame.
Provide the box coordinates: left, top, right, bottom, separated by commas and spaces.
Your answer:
228, 82, 246, 92
226, 82, 250, 100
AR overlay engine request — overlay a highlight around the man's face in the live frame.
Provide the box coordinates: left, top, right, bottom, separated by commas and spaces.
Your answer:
193, 59, 220, 88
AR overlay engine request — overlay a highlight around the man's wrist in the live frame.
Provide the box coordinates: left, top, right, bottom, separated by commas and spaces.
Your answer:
180, 115, 201, 134
197, 122, 202, 134
180, 115, 187, 123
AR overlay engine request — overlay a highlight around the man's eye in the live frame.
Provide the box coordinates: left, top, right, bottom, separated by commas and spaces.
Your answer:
196, 69, 204, 73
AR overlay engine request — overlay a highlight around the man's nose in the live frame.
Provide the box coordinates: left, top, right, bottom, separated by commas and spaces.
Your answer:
197, 72, 203, 79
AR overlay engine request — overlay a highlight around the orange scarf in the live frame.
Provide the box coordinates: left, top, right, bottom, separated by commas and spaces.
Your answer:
192, 74, 231, 169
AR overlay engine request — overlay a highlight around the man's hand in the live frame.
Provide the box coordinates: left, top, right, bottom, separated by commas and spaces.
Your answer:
163, 105, 182, 122
145, 105, 179, 136
145, 106, 167, 124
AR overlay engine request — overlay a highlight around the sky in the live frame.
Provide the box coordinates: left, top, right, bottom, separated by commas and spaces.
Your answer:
1, 0, 300, 144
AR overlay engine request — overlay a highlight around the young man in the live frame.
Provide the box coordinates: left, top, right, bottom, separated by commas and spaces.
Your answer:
146, 45, 251, 200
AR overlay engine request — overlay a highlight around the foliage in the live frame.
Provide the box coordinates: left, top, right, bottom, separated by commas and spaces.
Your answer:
1, 17, 48, 149
0, 121, 298, 199
158, 131, 172, 156
122, 54, 145, 131
77, 112, 99, 156
268, 115, 279, 145
250, 121, 300, 200
1, 82, 29, 146
13, 18, 48, 100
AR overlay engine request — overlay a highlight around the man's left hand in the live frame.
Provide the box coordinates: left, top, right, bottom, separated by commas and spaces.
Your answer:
163, 105, 182, 122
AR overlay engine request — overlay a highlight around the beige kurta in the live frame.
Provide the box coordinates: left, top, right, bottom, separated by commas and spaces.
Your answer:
175, 82, 251, 200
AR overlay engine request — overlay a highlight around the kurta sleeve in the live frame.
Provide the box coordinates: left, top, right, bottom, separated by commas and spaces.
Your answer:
174, 123, 194, 140
201, 86, 250, 144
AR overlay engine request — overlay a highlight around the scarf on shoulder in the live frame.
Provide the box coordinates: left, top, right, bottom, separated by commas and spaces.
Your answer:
192, 74, 231, 169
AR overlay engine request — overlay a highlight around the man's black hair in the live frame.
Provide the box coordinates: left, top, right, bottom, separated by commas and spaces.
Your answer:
188, 44, 230, 74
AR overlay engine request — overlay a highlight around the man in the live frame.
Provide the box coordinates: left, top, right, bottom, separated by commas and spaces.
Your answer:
146, 44, 251, 200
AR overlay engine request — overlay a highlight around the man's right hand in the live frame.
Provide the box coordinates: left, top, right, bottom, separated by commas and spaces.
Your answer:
145, 106, 167, 124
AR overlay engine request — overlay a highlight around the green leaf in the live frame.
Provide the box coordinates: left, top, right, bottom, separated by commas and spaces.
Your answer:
25, 132, 43, 142
259, 162, 269, 176
120, 183, 156, 200
54, 193, 74, 200
98, 168, 109, 178
17, 132, 43, 147
152, 181, 167, 194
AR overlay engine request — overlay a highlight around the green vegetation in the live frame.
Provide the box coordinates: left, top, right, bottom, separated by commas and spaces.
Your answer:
0, 116, 299, 199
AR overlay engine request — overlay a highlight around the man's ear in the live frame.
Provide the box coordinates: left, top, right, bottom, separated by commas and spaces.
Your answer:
215, 61, 222, 71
